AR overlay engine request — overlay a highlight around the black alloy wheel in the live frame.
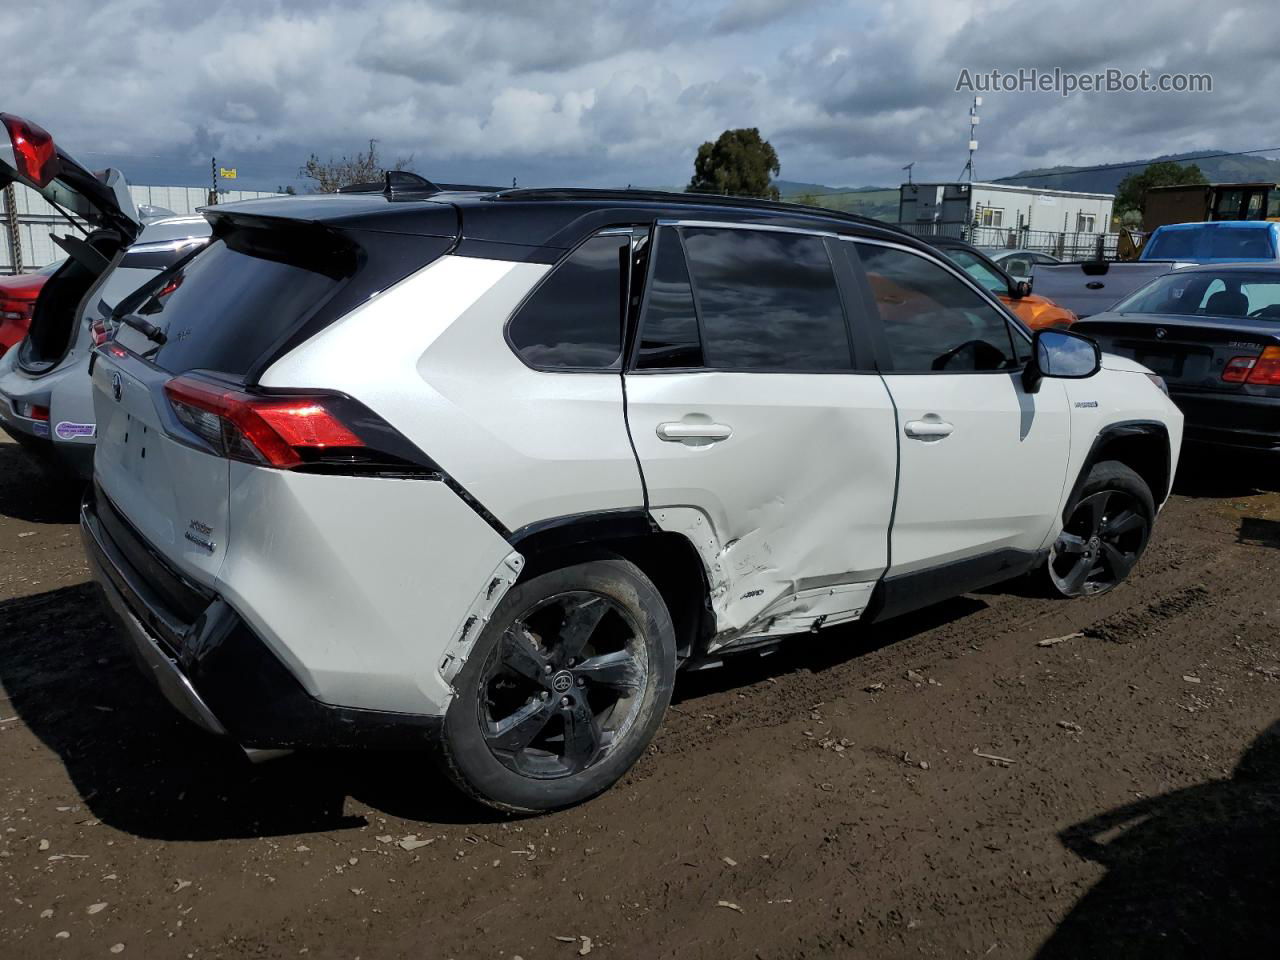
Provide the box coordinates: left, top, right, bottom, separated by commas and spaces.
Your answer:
1050, 480, 1152, 597
478, 591, 649, 779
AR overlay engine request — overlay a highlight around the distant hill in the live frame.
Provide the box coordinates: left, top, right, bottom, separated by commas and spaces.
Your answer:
994, 151, 1280, 194
774, 180, 900, 221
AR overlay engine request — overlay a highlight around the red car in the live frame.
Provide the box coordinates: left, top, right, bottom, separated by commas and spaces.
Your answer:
0, 260, 60, 358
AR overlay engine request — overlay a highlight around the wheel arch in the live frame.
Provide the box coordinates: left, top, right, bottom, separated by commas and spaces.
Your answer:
1067, 420, 1171, 519
510, 510, 714, 662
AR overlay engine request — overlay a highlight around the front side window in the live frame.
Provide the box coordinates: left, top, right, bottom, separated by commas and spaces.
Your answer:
508, 234, 628, 370
679, 227, 852, 371
855, 243, 1019, 373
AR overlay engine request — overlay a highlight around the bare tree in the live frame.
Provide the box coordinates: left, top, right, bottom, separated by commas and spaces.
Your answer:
299, 139, 415, 193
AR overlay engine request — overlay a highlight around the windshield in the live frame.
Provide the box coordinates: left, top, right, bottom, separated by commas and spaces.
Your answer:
945, 249, 1009, 296
1113, 270, 1280, 320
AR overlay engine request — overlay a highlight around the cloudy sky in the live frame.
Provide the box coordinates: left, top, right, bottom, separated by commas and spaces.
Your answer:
5, 0, 1273, 192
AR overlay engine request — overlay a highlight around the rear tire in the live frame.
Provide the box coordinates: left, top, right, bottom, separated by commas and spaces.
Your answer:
438, 557, 676, 814
1045, 460, 1154, 598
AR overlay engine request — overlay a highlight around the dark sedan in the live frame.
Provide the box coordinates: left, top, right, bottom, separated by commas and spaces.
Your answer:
1073, 264, 1280, 454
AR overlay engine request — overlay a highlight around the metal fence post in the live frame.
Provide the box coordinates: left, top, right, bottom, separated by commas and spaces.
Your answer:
3, 183, 20, 275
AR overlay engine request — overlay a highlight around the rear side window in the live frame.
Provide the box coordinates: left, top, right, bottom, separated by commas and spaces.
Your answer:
118, 228, 352, 377
508, 234, 628, 370
680, 227, 852, 371
855, 243, 1018, 373
636, 227, 703, 369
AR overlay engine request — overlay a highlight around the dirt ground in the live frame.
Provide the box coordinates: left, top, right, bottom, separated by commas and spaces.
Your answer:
1, 432, 1277, 960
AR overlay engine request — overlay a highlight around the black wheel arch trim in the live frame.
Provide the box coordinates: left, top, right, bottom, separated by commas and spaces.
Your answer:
509, 508, 659, 558
1064, 419, 1172, 521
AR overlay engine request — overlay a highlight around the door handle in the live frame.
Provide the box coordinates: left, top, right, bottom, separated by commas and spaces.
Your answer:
656, 421, 733, 442
904, 419, 954, 439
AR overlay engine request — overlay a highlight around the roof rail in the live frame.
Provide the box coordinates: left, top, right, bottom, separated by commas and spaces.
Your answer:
489, 186, 907, 233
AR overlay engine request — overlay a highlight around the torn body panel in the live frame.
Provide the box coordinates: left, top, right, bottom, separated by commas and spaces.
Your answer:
651, 505, 878, 653
438, 549, 526, 686
627, 370, 898, 653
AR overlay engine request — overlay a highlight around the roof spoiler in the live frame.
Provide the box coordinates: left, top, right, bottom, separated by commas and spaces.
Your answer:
337, 170, 441, 199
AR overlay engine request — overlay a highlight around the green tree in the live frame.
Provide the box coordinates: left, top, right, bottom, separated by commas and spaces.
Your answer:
1114, 160, 1207, 217
299, 139, 415, 193
688, 128, 781, 200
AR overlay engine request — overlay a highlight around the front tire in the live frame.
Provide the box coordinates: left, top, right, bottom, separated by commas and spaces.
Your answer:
1046, 460, 1154, 598
438, 557, 676, 813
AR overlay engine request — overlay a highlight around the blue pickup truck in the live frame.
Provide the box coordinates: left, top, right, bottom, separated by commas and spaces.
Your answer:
1141, 220, 1280, 263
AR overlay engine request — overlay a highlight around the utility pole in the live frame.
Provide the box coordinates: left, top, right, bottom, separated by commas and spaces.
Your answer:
208, 157, 218, 206
961, 96, 981, 182
902, 162, 914, 187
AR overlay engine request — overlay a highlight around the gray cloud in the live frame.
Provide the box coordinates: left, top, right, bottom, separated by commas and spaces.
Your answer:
2, 0, 1276, 193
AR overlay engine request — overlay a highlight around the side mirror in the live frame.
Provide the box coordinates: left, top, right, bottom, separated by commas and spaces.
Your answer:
1023, 328, 1101, 394
1013, 278, 1033, 298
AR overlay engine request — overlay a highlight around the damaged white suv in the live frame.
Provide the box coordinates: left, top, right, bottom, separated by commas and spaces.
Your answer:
82, 177, 1183, 812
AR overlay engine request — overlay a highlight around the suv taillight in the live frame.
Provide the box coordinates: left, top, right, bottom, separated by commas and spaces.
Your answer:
163, 374, 437, 475
1222, 346, 1280, 386
1, 114, 60, 188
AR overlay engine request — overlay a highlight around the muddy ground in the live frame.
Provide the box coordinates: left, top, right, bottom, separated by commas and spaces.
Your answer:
1, 431, 1277, 959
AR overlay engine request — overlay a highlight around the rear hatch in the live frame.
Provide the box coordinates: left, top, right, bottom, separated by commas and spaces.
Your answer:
1032, 261, 1183, 318
92, 200, 458, 589
0, 114, 142, 374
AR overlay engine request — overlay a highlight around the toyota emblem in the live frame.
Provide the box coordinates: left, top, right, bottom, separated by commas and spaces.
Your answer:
110, 372, 123, 402
551, 670, 574, 694
1155, 327, 1167, 339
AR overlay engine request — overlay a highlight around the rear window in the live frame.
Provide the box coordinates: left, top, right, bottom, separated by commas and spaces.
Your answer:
507, 233, 628, 370
1208, 228, 1274, 260
1145, 229, 1198, 259
115, 227, 352, 376
93, 242, 209, 319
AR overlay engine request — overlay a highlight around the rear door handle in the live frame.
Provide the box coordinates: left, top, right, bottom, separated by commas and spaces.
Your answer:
904, 419, 954, 439
656, 421, 733, 442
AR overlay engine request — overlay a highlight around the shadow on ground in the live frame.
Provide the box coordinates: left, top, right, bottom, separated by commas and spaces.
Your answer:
0, 579, 993, 840
0, 438, 82, 524
0, 583, 498, 839
1038, 718, 1280, 959
672, 594, 988, 704
1173, 446, 1280, 498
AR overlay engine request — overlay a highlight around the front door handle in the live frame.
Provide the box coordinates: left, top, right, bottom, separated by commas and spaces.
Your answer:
904, 419, 954, 440
656, 421, 733, 442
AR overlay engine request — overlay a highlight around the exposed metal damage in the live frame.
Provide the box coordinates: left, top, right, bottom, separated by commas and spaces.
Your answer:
652, 506, 875, 654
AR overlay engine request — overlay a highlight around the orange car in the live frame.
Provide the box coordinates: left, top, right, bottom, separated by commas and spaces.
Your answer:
929, 237, 1077, 330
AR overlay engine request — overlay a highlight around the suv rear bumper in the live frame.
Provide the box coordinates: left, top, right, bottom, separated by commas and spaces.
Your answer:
81, 486, 443, 751
0, 408, 94, 479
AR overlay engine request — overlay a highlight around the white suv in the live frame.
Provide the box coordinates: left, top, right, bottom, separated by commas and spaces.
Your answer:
82, 180, 1183, 812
